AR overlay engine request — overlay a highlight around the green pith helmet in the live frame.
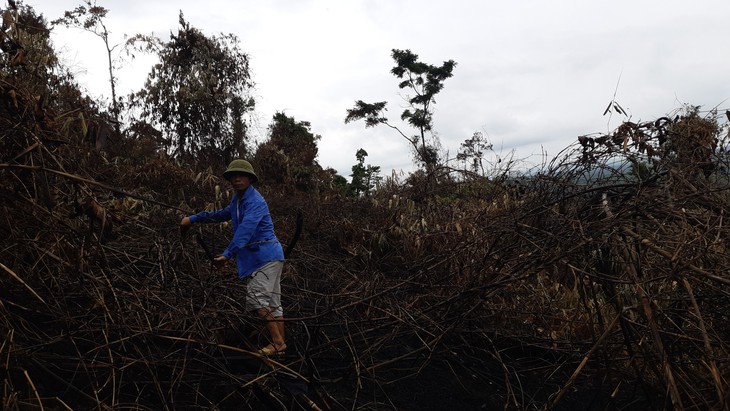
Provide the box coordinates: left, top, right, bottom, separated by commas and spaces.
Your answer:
223, 159, 258, 183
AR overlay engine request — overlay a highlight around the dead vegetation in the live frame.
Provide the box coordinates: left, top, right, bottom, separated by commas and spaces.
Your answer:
3, 81, 730, 409
1, 5, 730, 410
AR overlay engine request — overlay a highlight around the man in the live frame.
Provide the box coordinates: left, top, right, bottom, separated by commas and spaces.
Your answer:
180, 159, 286, 356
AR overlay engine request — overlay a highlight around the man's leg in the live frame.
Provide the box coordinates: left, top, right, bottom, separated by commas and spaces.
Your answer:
270, 264, 285, 350
256, 307, 286, 352
247, 261, 285, 353
275, 316, 285, 343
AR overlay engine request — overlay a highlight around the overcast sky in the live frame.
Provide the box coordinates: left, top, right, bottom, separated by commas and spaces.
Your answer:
27, 0, 730, 177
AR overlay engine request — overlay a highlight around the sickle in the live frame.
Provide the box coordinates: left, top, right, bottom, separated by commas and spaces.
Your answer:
284, 209, 303, 259
195, 234, 215, 261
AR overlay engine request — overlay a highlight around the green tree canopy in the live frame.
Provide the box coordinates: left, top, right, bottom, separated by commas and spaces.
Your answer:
131, 12, 254, 166
254, 112, 322, 189
349, 148, 381, 197
268, 111, 320, 168
346, 49, 456, 170
457, 131, 493, 175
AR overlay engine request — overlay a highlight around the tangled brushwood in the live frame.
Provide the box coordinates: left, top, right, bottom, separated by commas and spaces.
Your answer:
3, 89, 730, 410
2, 5, 730, 410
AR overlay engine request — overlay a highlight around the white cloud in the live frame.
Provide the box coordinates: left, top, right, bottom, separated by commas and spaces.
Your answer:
28, 0, 730, 177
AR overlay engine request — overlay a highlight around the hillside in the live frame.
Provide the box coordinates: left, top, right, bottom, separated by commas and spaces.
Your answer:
2, 3, 730, 410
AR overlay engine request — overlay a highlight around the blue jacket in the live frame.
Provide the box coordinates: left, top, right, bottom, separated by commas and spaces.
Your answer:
189, 186, 284, 278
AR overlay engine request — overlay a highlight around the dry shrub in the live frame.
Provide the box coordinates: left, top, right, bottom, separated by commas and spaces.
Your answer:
1, 15, 729, 407
3, 87, 730, 409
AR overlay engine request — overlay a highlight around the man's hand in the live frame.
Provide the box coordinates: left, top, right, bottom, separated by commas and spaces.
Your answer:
212, 255, 228, 269
180, 216, 192, 237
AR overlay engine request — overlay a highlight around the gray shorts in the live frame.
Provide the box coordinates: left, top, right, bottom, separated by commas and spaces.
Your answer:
244, 261, 284, 317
